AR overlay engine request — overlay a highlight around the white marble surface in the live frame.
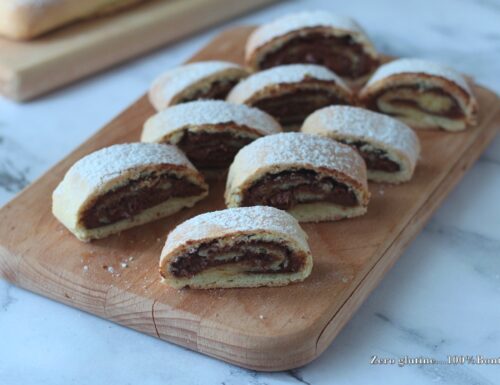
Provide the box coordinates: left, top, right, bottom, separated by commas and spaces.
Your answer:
1, 0, 499, 383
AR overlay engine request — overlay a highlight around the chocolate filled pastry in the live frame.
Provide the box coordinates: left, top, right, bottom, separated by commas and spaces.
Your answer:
225, 133, 370, 222
302, 106, 420, 183
245, 11, 380, 84
149, 61, 249, 110
226, 64, 354, 128
159, 206, 312, 289
359, 58, 478, 131
141, 100, 282, 177
52, 143, 208, 242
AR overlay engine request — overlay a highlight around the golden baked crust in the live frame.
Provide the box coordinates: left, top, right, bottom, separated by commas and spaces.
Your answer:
0, 0, 147, 40
301, 106, 421, 183
359, 58, 478, 131
52, 143, 208, 242
159, 206, 313, 289
225, 132, 370, 222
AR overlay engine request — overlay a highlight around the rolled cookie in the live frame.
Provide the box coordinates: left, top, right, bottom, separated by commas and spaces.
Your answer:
359, 58, 478, 131
246, 10, 380, 83
142, 100, 282, 174
149, 60, 249, 110
159, 206, 313, 289
52, 143, 208, 241
227, 64, 354, 128
225, 132, 370, 222
302, 106, 420, 183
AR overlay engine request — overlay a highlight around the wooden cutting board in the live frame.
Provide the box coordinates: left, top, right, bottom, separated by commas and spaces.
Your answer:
0, 0, 278, 102
0, 26, 499, 371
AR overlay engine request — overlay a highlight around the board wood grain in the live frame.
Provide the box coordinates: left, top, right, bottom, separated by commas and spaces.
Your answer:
0, 26, 499, 371
0, 0, 278, 102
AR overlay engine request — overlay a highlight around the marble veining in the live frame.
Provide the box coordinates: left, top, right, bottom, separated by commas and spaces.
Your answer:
374, 312, 448, 352
0, 159, 29, 193
0, 132, 45, 203
0, 0, 499, 384
287, 369, 312, 385
0, 282, 17, 312
424, 222, 500, 288
369, 313, 496, 385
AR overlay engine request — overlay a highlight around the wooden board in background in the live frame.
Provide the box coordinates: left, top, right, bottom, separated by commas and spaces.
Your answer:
0, 27, 498, 371
0, 0, 279, 102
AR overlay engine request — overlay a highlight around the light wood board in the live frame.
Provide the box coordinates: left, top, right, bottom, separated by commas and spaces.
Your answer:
0, 0, 278, 102
0, 26, 499, 371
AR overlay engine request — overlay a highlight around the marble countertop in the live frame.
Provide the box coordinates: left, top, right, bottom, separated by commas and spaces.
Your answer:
1, 0, 499, 383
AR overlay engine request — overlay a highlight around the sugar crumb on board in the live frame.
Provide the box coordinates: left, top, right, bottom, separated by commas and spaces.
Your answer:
101, 265, 120, 277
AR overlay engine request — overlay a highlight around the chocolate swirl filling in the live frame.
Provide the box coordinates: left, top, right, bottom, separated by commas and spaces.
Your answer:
241, 169, 358, 210
177, 129, 255, 170
178, 79, 239, 104
81, 170, 205, 229
339, 140, 400, 173
258, 32, 379, 79
167, 239, 306, 278
251, 84, 350, 126
368, 85, 465, 119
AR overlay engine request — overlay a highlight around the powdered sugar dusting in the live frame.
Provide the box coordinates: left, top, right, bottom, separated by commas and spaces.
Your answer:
302, 106, 420, 166
163, 206, 309, 255
246, 11, 368, 58
230, 132, 366, 184
226, 64, 350, 104
144, 100, 282, 139
149, 61, 247, 109
54, 143, 193, 195
367, 58, 472, 94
